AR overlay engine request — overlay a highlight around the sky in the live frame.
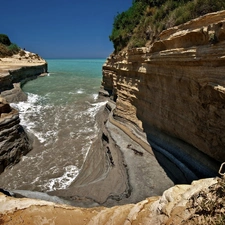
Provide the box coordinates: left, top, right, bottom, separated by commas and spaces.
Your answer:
1, 0, 132, 59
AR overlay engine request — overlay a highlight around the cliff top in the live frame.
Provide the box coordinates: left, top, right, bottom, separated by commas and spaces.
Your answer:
0, 50, 46, 77
0, 34, 46, 76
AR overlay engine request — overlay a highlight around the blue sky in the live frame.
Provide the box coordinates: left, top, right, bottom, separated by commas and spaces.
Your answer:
1, 0, 132, 59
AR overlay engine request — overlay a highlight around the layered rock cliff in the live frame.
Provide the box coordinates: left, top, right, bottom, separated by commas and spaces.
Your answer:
0, 51, 47, 102
0, 97, 31, 173
102, 10, 225, 182
0, 51, 47, 172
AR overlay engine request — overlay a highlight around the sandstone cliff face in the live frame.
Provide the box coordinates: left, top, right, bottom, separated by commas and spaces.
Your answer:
0, 97, 31, 173
102, 10, 225, 176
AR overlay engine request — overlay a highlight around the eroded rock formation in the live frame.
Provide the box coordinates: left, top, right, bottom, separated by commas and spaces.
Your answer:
102, 10, 225, 182
0, 97, 31, 173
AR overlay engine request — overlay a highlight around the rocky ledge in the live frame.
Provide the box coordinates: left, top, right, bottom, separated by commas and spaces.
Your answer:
0, 51, 47, 173
0, 176, 224, 225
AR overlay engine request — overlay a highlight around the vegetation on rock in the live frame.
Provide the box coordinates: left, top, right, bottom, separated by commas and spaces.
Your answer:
186, 176, 225, 224
0, 34, 11, 46
110, 0, 225, 52
0, 34, 20, 57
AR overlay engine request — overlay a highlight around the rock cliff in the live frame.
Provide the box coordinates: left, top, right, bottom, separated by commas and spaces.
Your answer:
102, 10, 225, 182
0, 51, 47, 102
0, 51, 47, 172
0, 97, 31, 173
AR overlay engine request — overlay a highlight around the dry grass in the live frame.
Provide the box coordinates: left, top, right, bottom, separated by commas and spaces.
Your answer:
0, 43, 20, 58
185, 176, 225, 224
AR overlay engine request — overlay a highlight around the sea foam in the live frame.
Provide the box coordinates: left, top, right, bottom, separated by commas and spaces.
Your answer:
43, 165, 80, 191
11, 93, 47, 143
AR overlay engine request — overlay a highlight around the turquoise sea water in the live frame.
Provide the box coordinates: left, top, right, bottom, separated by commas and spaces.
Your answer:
0, 59, 107, 192
24, 59, 104, 104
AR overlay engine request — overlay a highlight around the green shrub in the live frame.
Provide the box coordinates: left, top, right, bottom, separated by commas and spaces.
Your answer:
109, 1, 146, 52
110, 0, 225, 52
0, 34, 20, 57
190, 0, 225, 17
0, 34, 11, 46
134, 0, 167, 7
7, 43, 20, 54
129, 37, 146, 48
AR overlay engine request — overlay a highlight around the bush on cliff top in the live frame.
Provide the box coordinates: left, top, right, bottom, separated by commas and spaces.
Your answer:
0, 34, 11, 46
0, 34, 20, 57
109, 2, 146, 52
110, 0, 225, 52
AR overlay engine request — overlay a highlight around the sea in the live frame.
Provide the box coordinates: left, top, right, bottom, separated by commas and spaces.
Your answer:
0, 59, 107, 192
